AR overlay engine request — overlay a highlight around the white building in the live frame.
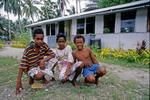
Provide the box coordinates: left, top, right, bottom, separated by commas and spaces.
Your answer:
26, 0, 150, 50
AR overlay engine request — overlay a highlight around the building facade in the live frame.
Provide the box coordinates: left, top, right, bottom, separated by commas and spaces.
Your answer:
27, 0, 150, 50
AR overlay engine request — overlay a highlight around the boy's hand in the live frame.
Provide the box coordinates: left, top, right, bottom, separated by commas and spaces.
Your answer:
39, 60, 45, 70
16, 80, 23, 95
64, 63, 72, 79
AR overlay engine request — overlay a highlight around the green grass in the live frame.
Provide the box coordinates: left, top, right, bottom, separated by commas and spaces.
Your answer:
0, 57, 149, 100
98, 56, 149, 69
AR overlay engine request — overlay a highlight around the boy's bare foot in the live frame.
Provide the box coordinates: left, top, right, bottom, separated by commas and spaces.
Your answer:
29, 77, 34, 85
71, 81, 79, 87
61, 79, 67, 84
95, 77, 99, 85
52, 77, 55, 81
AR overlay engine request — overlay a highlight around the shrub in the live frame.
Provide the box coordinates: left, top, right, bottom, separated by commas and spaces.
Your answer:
11, 41, 26, 48
0, 40, 4, 48
67, 41, 76, 50
11, 32, 30, 48
93, 47, 150, 65
0, 44, 4, 48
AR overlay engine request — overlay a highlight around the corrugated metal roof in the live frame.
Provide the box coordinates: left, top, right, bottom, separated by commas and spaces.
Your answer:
26, 0, 150, 27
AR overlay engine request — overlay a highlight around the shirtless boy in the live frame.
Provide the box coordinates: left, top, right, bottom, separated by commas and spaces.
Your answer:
73, 35, 106, 85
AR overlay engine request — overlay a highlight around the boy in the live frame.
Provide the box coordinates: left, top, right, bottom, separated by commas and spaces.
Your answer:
53, 34, 82, 86
73, 35, 106, 85
16, 28, 55, 94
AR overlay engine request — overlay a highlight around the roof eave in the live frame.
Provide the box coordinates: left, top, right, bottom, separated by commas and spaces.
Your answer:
25, 0, 150, 28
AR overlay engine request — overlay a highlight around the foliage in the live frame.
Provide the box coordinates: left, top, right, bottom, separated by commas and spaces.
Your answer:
11, 42, 26, 48
104, 27, 110, 33
0, 16, 15, 34
0, 40, 4, 48
14, 18, 32, 33
67, 41, 76, 50
0, 44, 4, 48
0, 16, 31, 39
11, 32, 30, 48
92, 47, 150, 67
22, 0, 40, 22
39, 0, 60, 20
98, 0, 139, 8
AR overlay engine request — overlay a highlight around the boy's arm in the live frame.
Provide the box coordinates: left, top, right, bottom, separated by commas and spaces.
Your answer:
44, 49, 55, 62
40, 49, 55, 66
89, 48, 99, 64
64, 50, 75, 80
64, 62, 72, 79
16, 68, 24, 95
72, 51, 77, 63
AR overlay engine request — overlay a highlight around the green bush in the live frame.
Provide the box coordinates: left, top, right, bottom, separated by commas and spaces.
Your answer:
0, 44, 4, 48
11, 42, 26, 48
67, 41, 76, 50
92, 47, 150, 66
0, 40, 4, 48
11, 32, 30, 48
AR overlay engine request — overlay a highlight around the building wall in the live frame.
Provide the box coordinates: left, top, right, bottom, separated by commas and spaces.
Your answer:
41, 25, 48, 44
94, 8, 150, 50
47, 35, 57, 48
46, 8, 149, 49
115, 13, 121, 33
95, 15, 103, 34
95, 33, 149, 50
135, 8, 148, 32
72, 19, 77, 35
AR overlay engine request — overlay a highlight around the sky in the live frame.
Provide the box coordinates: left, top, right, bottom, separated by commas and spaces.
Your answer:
0, 0, 92, 22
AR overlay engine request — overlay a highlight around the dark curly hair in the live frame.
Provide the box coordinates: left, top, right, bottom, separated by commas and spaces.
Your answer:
32, 28, 44, 39
73, 35, 85, 43
56, 33, 66, 42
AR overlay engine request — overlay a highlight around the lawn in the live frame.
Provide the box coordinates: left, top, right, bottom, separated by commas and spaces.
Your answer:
0, 57, 149, 100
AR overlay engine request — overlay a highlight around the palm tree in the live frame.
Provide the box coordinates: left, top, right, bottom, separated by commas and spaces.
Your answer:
22, 0, 39, 22
66, 5, 75, 15
75, 0, 81, 14
11, 0, 23, 33
39, 0, 60, 20
57, 0, 71, 16
0, 0, 12, 40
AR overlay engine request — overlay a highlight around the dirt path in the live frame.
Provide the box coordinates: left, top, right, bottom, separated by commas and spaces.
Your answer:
102, 63, 149, 86
0, 46, 149, 86
0, 46, 24, 59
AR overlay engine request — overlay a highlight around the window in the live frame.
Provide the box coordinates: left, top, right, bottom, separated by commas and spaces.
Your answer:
59, 21, 64, 34
51, 24, 55, 36
121, 10, 136, 32
86, 17, 95, 34
147, 7, 150, 32
77, 18, 85, 34
46, 24, 50, 36
104, 14, 115, 33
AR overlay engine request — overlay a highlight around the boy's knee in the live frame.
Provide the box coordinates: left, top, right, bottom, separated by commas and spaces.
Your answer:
85, 75, 95, 83
34, 72, 44, 80
98, 67, 107, 76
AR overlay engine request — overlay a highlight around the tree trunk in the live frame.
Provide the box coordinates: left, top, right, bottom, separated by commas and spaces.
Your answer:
18, 15, 22, 33
79, 0, 81, 13
76, 0, 78, 13
7, 12, 11, 40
